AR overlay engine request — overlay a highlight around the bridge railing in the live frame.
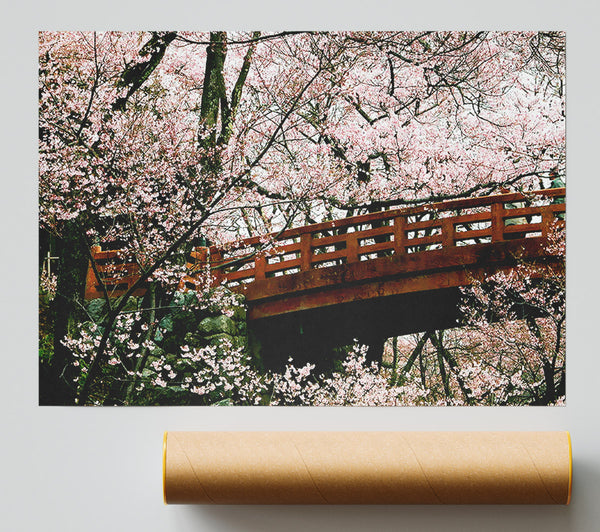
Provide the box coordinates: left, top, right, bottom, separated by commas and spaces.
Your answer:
84, 246, 147, 300
84, 188, 565, 298
205, 188, 565, 288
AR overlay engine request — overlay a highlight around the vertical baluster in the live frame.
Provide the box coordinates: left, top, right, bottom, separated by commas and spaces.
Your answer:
441, 217, 454, 248
541, 206, 553, 239
254, 253, 266, 281
491, 201, 505, 242
209, 248, 224, 286
300, 232, 312, 271
393, 216, 406, 254
347, 232, 359, 263
195, 246, 209, 265
187, 246, 208, 288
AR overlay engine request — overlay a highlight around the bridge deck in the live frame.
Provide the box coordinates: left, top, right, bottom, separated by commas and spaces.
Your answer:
243, 238, 562, 320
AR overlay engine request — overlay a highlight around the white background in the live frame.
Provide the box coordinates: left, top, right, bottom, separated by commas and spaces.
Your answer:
2, 1, 599, 530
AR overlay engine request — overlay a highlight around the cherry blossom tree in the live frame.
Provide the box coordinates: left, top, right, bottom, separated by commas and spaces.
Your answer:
39, 31, 565, 405
383, 222, 565, 406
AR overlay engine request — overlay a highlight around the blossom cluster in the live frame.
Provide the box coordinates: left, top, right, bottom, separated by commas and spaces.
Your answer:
39, 270, 57, 300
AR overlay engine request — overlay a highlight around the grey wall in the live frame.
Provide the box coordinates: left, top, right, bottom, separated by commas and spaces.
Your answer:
3, 2, 599, 530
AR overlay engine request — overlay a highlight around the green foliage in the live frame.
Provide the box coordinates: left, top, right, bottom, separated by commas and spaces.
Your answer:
38, 293, 54, 364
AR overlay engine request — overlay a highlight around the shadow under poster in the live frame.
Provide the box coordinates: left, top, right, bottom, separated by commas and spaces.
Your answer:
39, 31, 565, 406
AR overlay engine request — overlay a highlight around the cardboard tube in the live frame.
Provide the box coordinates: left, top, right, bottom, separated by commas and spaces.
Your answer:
163, 431, 571, 505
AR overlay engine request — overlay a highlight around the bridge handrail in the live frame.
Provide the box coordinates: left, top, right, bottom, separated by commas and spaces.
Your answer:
84, 188, 565, 298
209, 188, 565, 252
205, 188, 565, 287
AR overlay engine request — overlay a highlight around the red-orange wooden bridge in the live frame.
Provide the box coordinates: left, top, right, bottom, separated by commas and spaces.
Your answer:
84, 188, 565, 365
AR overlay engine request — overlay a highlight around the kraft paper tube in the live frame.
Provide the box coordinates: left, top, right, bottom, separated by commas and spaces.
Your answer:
163, 431, 572, 505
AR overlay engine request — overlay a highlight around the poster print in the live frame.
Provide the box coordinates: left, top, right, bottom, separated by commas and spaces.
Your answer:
39, 31, 565, 406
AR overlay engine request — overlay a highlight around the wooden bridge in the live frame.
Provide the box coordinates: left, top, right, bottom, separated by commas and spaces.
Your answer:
84, 188, 565, 366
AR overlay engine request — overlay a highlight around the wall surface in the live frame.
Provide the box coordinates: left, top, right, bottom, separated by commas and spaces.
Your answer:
2, 2, 599, 531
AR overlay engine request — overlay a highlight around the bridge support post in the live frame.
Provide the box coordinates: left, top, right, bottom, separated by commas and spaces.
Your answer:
541, 207, 553, 239
346, 233, 359, 263
209, 249, 225, 285
300, 233, 312, 271
441, 217, 455, 248
491, 201, 505, 242
254, 254, 266, 281
393, 216, 406, 254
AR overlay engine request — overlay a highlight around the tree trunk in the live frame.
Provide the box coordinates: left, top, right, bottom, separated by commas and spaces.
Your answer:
40, 222, 88, 405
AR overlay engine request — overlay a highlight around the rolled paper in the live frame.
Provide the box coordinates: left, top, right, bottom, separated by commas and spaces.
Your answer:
163, 431, 572, 505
